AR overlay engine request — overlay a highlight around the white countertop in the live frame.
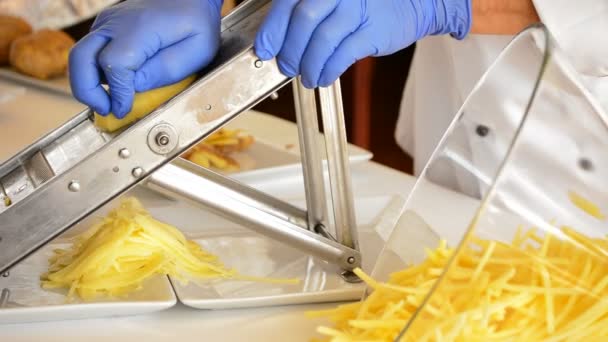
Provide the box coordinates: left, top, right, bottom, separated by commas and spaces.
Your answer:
1, 162, 416, 342
0, 161, 416, 342
0, 77, 421, 341
0, 81, 85, 164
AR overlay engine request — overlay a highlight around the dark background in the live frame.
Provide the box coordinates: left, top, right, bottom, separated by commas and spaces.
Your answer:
63, 1, 416, 175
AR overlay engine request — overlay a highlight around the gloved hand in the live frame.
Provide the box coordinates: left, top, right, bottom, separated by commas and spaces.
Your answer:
69, 0, 223, 118
254, 0, 471, 88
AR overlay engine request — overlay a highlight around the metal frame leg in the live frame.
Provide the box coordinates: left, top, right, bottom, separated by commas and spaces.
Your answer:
318, 81, 359, 253
292, 78, 329, 236
146, 159, 361, 271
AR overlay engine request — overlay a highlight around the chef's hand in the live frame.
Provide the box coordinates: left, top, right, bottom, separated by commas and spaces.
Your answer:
254, 0, 471, 88
69, 0, 222, 118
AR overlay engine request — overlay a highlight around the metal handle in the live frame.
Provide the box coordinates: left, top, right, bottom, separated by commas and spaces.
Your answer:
146, 160, 361, 270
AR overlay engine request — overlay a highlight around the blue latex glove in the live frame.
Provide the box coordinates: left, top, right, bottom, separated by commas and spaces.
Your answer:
69, 0, 222, 118
254, 0, 471, 88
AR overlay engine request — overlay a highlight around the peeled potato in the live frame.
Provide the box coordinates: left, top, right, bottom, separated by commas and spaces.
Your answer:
94, 75, 197, 132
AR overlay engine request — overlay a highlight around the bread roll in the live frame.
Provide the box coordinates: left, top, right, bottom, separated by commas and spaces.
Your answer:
9, 29, 74, 79
0, 14, 32, 65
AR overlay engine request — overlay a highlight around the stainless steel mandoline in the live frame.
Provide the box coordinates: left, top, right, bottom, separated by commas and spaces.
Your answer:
0, 0, 363, 282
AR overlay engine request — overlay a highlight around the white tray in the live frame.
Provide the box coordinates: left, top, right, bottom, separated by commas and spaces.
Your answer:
0, 68, 72, 97
0, 243, 177, 325
171, 228, 381, 310
171, 194, 405, 310
0, 191, 406, 323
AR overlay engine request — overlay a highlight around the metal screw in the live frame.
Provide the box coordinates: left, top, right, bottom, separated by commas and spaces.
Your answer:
112, 167, 119, 173
68, 181, 80, 192
118, 148, 130, 159
254, 60, 263, 68
579, 158, 594, 171
1, 272, 8, 277
476, 125, 490, 137
132, 167, 144, 178
270, 92, 279, 100
148, 123, 178, 155
347, 256, 356, 264
205, 104, 212, 110
155, 132, 170, 146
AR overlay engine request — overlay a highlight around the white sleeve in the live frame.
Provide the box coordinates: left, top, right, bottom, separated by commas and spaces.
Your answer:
532, 0, 608, 77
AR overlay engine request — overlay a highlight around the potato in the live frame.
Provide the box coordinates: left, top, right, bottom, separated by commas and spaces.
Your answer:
41, 197, 299, 301
94, 75, 197, 132
0, 14, 32, 65
183, 128, 255, 172
9, 29, 74, 79
41, 197, 237, 300
309, 226, 608, 341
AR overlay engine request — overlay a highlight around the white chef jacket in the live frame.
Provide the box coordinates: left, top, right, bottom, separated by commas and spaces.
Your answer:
394, 0, 608, 236
396, 0, 608, 176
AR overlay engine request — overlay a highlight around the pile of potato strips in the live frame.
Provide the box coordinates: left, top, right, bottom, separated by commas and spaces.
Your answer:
308, 200, 608, 341
183, 128, 254, 171
41, 197, 297, 300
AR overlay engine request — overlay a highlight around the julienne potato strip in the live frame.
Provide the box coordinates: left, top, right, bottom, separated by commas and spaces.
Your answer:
307, 226, 608, 341
568, 191, 606, 220
182, 128, 255, 171
41, 197, 299, 301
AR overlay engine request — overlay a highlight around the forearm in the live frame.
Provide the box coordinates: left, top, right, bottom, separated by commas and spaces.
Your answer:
220, 0, 235, 16
470, 0, 540, 35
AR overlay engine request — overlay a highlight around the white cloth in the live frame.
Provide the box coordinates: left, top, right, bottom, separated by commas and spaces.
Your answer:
396, 0, 608, 176
394, 1, 608, 233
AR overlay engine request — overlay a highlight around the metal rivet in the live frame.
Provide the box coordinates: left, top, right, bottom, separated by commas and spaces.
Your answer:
132, 167, 144, 178
347, 257, 356, 264
579, 158, 594, 171
270, 92, 279, 100
112, 167, 119, 173
147, 123, 178, 155
155, 132, 170, 146
118, 148, 130, 159
205, 104, 212, 111
254, 60, 263, 68
1, 272, 8, 277
476, 124, 490, 137
68, 181, 80, 192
